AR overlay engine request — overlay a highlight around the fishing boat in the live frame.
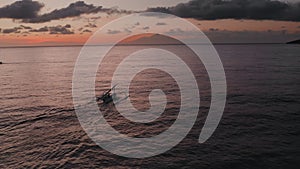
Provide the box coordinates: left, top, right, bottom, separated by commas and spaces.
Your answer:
97, 84, 117, 104
96, 84, 129, 105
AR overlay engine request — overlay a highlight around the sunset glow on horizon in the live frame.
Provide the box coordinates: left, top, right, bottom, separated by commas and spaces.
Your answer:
0, 0, 300, 47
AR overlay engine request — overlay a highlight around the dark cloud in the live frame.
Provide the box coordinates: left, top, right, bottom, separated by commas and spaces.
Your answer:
1, 26, 31, 34
49, 25, 74, 34
1, 25, 32, 34
0, 0, 44, 19
29, 25, 74, 34
20, 25, 32, 29
30, 26, 49, 32
146, 0, 300, 21
2, 28, 20, 34
24, 1, 104, 23
64, 24, 71, 28
147, 7, 171, 14
2, 25, 32, 32
104, 8, 130, 15
0, 1, 129, 23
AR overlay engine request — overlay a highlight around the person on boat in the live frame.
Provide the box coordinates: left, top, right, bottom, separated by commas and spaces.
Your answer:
97, 91, 113, 104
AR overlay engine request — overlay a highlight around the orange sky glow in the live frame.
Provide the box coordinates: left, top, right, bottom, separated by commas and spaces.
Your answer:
0, 0, 300, 47
1, 18, 300, 47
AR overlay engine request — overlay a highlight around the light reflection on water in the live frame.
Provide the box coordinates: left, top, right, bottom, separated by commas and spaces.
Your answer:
0, 44, 299, 168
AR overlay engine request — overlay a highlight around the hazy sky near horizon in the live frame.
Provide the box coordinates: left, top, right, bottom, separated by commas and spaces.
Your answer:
0, 0, 299, 11
0, 0, 191, 12
0, 0, 300, 46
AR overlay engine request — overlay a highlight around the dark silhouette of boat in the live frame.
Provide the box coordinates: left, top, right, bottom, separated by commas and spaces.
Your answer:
97, 84, 118, 104
97, 84, 129, 105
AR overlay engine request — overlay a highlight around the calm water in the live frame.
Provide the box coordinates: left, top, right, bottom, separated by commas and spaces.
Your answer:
0, 44, 299, 168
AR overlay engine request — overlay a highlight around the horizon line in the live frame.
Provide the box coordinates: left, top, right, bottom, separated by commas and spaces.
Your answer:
0, 42, 288, 49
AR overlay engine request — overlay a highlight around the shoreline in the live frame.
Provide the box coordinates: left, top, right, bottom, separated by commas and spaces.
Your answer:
0, 43, 286, 49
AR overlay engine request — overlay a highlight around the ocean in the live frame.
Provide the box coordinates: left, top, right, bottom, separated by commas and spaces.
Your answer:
0, 44, 299, 168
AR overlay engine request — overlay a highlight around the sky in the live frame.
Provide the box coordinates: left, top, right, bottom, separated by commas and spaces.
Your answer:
0, 0, 300, 46
0, 0, 191, 12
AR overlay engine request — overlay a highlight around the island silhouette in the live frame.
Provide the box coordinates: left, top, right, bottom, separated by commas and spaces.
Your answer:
287, 39, 300, 44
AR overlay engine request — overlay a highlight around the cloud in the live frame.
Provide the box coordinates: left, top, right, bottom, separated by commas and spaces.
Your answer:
146, 0, 300, 21
1, 24, 74, 35
0, 1, 129, 23
24, 1, 105, 23
64, 24, 71, 28
139, 12, 175, 18
2, 28, 20, 34
156, 22, 167, 26
30, 26, 49, 32
20, 25, 32, 29
90, 16, 101, 20
49, 25, 74, 34
29, 25, 74, 34
143, 26, 150, 30
84, 23, 97, 28
82, 29, 92, 33
0, 25, 32, 34
166, 28, 185, 35
0, 0, 44, 19
107, 29, 121, 34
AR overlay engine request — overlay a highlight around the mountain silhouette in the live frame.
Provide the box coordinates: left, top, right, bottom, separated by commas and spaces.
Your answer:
121, 33, 182, 45
287, 39, 300, 44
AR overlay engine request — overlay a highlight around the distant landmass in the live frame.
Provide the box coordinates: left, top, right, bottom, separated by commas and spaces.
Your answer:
287, 39, 300, 44
120, 33, 182, 45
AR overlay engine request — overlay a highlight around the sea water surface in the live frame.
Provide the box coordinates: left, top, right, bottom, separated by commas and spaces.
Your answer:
0, 44, 299, 168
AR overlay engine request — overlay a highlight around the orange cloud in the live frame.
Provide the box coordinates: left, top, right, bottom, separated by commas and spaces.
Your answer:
0, 34, 90, 47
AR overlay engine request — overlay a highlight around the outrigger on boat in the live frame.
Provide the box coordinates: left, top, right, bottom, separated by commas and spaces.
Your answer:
97, 84, 129, 105
97, 84, 118, 104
